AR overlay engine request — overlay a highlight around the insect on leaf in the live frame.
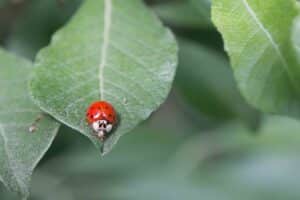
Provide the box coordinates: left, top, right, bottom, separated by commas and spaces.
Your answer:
30, 0, 178, 155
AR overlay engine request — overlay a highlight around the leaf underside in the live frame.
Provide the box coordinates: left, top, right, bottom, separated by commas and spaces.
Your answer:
212, 0, 300, 117
0, 49, 60, 199
30, 0, 178, 155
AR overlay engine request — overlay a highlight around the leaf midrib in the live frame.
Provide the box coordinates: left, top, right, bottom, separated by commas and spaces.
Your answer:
99, 0, 112, 99
241, 0, 297, 89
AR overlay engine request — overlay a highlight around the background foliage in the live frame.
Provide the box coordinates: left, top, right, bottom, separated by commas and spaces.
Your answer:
1, 0, 300, 199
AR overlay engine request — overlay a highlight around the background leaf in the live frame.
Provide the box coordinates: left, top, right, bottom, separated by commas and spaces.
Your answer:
190, 0, 211, 23
153, 0, 212, 28
212, 0, 300, 117
0, 49, 60, 199
30, 0, 177, 155
292, 16, 300, 62
175, 39, 259, 126
9, 116, 300, 200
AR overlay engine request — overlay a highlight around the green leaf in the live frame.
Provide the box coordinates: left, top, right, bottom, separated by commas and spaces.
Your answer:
153, 1, 211, 28
189, 0, 211, 23
292, 16, 300, 62
212, 0, 300, 117
297, 1, 300, 9
176, 39, 259, 126
0, 49, 60, 199
30, 0, 178, 155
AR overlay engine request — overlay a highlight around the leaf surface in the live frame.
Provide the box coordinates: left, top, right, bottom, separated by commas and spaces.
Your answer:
292, 16, 300, 62
30, 0, 177, 154
212, 0, 300, 117
0, 49, 60, 199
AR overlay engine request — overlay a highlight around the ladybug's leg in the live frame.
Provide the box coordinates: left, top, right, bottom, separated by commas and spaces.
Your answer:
96, 130, 106, 142
90, 129, 106, 142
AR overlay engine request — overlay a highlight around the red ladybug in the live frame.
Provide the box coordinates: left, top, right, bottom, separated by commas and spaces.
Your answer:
86, 101, 117, 141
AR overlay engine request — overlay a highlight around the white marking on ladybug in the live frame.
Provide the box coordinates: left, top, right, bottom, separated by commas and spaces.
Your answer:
106, 124, 113, 132
123, 97, 128, 105
92, 120, 113, 140
93, 112, 101, 119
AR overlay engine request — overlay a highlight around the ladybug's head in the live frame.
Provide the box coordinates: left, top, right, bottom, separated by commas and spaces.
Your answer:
92, 119, 113, 140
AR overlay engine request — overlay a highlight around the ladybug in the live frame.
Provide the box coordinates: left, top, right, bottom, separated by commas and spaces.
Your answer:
86, 101, 117, 141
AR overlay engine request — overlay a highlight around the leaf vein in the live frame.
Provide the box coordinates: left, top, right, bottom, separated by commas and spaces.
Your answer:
99, 0, 112, 100
241, 0, 295, 87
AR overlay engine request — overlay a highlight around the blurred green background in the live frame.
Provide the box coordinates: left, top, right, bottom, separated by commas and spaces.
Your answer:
1, 0, 300, 199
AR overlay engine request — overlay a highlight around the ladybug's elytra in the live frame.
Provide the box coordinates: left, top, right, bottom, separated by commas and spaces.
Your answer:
86, 101, 117, 141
